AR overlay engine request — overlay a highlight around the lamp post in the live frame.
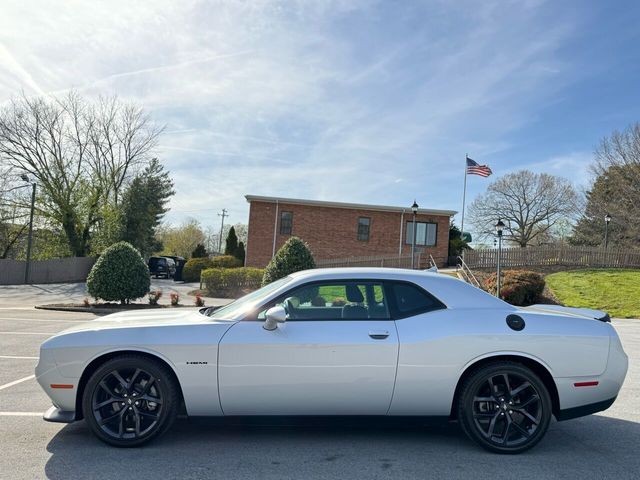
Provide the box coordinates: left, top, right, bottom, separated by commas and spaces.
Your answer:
20, 174, 37, 284
495, 218, 505, 297
604, 213, 611, 249
411, 200, 419, 269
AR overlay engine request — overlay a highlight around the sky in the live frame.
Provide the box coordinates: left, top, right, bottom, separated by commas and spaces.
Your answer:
1, 0, 640, 233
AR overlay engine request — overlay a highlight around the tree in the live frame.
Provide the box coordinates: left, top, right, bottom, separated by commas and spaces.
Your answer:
571, 123, 640, 248
224, 226, 239, 256
119, 158, 174, 257
448, 223, 470, 259
236, 241, 246, 265
191, 243, 208, 258
0, 166, 29, 258
158, 219, 206, 258
468, 170, 579, 247
86, 241, 150, 304
0, 92, 162, 256
571, 164, 639, 247
262, 237, 315, 285
230, 223, 247, 245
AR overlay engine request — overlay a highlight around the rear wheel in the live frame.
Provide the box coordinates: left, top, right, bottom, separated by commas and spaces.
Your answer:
82, 354, 179, 447
457, 362, 552, 454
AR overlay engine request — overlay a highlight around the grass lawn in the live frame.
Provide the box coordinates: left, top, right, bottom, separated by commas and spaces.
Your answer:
545, 269, 640, 318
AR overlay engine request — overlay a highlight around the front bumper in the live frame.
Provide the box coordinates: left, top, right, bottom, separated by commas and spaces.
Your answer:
36, 348, 78, 415
43, 405, 76, 423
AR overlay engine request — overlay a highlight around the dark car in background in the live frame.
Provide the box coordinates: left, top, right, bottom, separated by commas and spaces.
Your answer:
148, 256, 176, 279
161, 255, 186, 281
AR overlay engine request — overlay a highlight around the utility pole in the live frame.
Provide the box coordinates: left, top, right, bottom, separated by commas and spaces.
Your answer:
18, 174, 37, 285
217, 208, 228, 254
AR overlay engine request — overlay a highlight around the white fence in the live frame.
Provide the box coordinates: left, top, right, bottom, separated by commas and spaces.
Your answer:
0, 257, 96, 285
315, 254, 422, 269
463, 246, 640, 269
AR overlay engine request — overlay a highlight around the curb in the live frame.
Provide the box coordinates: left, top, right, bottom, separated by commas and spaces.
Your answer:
34, 304, 192, 314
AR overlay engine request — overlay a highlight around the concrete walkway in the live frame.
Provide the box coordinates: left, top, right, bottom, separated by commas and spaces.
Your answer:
0, 279, 234, 308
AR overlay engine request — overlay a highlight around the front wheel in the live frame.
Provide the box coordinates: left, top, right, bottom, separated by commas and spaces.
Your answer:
457, 362, 552, 454
82, 354, 179, 447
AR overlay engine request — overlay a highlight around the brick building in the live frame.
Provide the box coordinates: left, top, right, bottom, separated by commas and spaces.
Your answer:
245, 195, 456, 268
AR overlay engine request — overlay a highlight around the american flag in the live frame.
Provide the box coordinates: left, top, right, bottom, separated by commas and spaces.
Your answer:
466, 157, 492, 177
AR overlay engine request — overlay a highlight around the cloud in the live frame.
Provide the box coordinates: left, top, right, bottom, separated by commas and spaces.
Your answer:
527, 152, 594, 187
0, 0, 588, 228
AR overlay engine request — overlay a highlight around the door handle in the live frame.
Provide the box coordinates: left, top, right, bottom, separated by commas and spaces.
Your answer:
368, 330, 390, 340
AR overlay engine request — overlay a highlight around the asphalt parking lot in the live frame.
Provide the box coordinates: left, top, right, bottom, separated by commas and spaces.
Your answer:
0, 306, 638, 480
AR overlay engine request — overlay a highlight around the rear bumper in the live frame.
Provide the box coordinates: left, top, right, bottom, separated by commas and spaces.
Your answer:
44, 405, 76, 423
556, 396, 617, 421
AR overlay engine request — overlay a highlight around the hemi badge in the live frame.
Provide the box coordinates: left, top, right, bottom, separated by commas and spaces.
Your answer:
574, 381, 599, 387
50, 384, 74, 389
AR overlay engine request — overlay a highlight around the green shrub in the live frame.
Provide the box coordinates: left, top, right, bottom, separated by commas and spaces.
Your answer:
211, 255, 243, 268
182, 257, 214, 282
183, 256, 243, 282
482, 270, 545, 306
87, 241, 150, 304
191, 243, 208, 258
262, 236, 315, 286
202, 267, 264, 297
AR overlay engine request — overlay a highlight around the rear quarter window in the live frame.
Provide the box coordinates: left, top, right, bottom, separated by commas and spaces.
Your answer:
387, 281, 446, 319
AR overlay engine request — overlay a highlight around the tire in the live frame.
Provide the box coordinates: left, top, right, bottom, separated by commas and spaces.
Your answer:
457, 361, 552, 454
82, 354, 180, 447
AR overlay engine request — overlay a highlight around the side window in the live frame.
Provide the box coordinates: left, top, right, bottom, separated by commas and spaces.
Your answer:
280, 211, 293, 235
256, 281, 390, 320
388, 282, 445, 318
357, 217, 370, 241
405, 221, 437, 246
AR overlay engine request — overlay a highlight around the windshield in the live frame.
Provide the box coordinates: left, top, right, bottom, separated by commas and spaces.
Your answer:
206, 276, 292, 320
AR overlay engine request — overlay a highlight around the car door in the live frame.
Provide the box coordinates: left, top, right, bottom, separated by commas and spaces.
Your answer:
218, 280, 399, 415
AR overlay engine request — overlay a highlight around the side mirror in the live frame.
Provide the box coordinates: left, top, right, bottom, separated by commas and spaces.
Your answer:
263, 305, 287, 331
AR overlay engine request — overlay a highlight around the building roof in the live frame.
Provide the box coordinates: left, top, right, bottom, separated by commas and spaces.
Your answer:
245, 195, 457, 216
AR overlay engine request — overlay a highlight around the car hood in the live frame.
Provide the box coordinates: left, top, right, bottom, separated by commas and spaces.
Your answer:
522, 304, 610, 322
54, 308, 231, 336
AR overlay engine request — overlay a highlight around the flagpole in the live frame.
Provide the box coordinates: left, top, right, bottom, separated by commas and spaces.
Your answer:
461, 154, 468, 237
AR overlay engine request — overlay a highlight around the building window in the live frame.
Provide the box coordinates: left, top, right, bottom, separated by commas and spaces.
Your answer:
405, 221, 437, 246
280, 211, 293, 235
357, 217, 370, 241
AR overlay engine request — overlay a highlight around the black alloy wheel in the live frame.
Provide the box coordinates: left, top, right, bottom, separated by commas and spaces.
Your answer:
458, 362, 552, 453
83, 354, 179, 447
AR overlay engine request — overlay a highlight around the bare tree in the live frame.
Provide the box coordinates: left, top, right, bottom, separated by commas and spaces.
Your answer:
468, 170, 579, 247
87, 96, 162, 204
0, 92, 162, 256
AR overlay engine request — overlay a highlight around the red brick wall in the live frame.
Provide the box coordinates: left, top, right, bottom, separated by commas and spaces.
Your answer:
245, 201, 451, 268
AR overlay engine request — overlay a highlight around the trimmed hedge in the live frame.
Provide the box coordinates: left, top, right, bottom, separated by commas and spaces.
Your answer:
211, 255, 242, 268
182, 257, 214, 282
482, 270, 545, 306
202, 267, 264, 297
182, 255, 243, 282
262, 236, 315, 286
87, 241, 150, 304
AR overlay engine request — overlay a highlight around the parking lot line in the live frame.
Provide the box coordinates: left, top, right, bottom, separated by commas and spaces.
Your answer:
0, 355, 39, 360
0, 331, 54, 335
0, 412, 42, 417
0, 375, 35, 391
0, 317, 87, 322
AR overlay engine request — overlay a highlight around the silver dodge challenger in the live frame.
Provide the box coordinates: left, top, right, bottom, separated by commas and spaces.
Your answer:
36, 268, 628, 453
